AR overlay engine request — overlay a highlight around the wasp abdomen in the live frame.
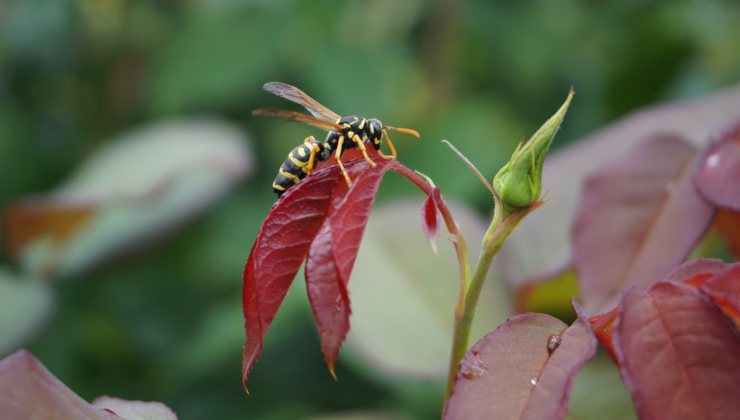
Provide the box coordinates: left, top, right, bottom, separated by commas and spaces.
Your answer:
272, 141, 327, 196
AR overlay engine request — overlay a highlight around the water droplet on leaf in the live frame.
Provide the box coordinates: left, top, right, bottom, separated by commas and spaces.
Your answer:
547, 334, 561, 354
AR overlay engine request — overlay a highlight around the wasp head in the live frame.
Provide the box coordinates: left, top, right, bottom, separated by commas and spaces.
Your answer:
365, 118, 384, 150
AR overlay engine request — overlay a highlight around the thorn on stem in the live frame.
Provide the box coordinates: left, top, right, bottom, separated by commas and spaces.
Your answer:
441, 140, 494, 194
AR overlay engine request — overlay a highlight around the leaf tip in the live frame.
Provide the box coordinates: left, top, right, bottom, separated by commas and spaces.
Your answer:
241, 361, 253, 395
328, 364, 338, 380
429, 240, 439, 256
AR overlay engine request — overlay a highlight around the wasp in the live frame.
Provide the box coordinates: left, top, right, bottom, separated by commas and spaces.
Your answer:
253, 82, 420, 196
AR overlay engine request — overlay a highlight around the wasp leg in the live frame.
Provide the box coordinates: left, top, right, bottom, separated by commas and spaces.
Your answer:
352, 134, 377, 168
305, 142, 320, 175
303, 135, 316, 144
306, 141, 320, 175
378, 130, 397, 160
335, 136, 353, 187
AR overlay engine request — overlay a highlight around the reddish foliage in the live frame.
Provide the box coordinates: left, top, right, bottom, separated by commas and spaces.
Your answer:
242, 163, 343, 388
305, 158, 393, 375
444, 314, 596, 420
700, 263, 740, 329
583, 259, 737, 364
242, 149, 435, 388
664, 259, 740, 327
665, 258, 727, 286
421, 188, 442, 250
572, 135, 714, 313
579, 262, 740, 419
614, 282, 740, 420
585, 307, 620, 363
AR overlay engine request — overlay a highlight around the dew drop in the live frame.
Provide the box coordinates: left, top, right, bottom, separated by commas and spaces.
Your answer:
707, 153, 721, 169
530, 378, 537, 386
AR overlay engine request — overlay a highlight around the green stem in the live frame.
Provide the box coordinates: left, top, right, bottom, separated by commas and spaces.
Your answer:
444, 197, 540, 400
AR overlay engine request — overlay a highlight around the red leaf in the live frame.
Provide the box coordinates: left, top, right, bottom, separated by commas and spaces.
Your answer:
700, 263, 740, 329
665, 257, 728, 287
584, 307, 620, 363
242, 160, 347, 388
582, 258, 731, 364
614, 282, 740, 420
444, 314, 597, 420
421, 188, 442, 254
694, 120, 740, 211
305, 157, 392, 375
572, 135, 714, 313
242, 149, 456, 388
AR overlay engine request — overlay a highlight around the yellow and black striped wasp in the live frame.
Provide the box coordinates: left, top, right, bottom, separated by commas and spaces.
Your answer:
253, 82, 420, 196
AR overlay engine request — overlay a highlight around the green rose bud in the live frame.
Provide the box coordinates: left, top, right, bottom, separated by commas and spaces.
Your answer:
493, 88, 573, 208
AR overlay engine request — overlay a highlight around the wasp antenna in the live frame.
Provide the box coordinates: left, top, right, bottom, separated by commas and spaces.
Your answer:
385, 126, 420, 138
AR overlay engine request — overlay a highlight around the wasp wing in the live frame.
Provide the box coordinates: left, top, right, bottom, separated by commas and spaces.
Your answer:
263, 82, 341, 122
252, 109, 342, 131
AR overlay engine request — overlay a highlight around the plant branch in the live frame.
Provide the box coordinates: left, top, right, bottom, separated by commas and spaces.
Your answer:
444, 197, 542, 399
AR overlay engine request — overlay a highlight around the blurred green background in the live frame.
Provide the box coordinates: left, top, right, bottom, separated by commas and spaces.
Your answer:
1, 0, 739, 419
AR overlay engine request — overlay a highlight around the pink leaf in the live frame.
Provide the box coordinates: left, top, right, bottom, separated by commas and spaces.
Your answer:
614, 282, 740, 420
694, 120, 740, 211
572, 135, 714, 313
0, 350, 175, 419
92, 396, 177, 420
0, 350, 113, 419
444, 314, 597, 420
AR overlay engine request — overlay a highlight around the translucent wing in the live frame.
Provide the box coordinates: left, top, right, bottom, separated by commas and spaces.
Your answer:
262, 82, 341, 122
252, 109, 342, 131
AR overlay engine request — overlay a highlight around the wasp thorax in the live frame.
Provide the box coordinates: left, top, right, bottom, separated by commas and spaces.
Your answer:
338, 115, 361, 130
